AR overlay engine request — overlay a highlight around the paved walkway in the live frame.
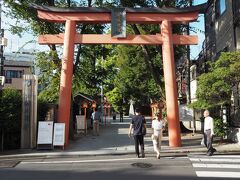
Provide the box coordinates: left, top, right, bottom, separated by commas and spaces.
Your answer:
0, 117, 240, 159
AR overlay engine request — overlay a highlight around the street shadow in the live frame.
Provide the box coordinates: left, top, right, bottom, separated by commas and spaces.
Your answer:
0, 163, 237, 180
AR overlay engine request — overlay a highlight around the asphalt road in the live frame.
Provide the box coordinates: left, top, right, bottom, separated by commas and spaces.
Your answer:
0, 154, 240, 180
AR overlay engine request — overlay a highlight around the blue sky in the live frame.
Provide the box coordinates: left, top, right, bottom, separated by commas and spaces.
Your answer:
1, 2, 47, 53
2, 0, 207, 58
190, 0, 208, 59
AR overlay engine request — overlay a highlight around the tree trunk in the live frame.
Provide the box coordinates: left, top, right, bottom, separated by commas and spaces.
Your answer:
130, 24, 165, 101
1, 129, 4, 151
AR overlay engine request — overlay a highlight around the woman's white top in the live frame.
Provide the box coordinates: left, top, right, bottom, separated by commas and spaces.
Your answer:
152, 119, 164, 136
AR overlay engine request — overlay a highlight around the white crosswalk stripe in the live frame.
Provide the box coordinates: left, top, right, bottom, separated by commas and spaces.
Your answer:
188, 154, 240, 178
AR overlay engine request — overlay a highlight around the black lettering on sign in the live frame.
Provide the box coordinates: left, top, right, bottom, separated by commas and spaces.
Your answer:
111, 8, 126, 38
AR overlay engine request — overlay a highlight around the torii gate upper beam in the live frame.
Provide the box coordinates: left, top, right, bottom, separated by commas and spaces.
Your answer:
31, 3, 205, 24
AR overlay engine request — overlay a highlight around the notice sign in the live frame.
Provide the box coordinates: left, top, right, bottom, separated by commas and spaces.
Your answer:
37, 121, 54, 144
53, 123, 65, 146
76, 115, 86, 130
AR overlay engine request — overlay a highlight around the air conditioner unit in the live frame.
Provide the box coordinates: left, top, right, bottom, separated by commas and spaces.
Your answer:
0, 76, 5, 86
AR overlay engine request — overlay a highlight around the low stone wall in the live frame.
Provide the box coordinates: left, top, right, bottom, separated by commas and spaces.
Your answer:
227, 127, 240, 144
182, 120, 203, 132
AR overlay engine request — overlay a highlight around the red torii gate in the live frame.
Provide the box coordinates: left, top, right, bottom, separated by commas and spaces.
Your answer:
32, 3, 205, 147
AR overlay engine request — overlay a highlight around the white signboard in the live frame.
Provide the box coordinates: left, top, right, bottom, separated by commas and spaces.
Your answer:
76, 115, 86, 130
190, 79, 197, 101
37, 121, 54, 144
0, 76, 5, 86
53, 123, 65, 146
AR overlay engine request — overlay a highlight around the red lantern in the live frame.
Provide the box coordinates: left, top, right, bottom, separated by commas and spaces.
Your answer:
92, 101, 97, 108
104, 103, 108, 108
82, 101, 88, 108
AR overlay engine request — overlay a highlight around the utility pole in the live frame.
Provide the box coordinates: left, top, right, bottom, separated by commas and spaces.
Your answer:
187, 0, 196, 133
0, 0, 3, 152
0, 0, 6, 84
100, 46, 104, 124
0, 0, 4, 78
186, 0, 192, 106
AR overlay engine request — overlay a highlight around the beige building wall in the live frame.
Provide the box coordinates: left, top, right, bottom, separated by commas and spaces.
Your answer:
3, 62, 33, 90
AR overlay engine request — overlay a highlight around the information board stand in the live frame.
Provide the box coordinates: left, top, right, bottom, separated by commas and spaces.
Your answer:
37, 121, 54, 150
53, 123, 65, 150
76, 115, 87, 135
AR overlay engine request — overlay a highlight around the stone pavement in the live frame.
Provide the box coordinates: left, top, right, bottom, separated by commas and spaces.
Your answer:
0, 117, 240, 159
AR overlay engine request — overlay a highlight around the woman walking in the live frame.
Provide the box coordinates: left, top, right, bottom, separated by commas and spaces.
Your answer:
151, 112, 165, 159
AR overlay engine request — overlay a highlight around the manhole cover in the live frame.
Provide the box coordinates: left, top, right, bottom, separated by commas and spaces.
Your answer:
131, 162, 152, 168
0, 161, 20, 168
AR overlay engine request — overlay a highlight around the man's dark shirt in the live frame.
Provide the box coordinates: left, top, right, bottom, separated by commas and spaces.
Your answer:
92, 111, 101, 121
131, 115, 146, 135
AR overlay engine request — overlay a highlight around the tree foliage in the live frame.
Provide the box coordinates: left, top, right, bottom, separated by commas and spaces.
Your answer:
214, 118, 227, 138
190, 51, 240, 109
0, 88, 22, 131
0, 88, 22, 149
4, 0, 192, 112
35, 51, 61, 102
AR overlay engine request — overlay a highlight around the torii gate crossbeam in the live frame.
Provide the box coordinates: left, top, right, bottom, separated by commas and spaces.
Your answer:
31, 3, 205, 148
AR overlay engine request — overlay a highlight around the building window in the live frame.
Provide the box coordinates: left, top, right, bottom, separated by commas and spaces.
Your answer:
216, 0, 226, 18
4, 70, 23, 84
5, 70, 23, 78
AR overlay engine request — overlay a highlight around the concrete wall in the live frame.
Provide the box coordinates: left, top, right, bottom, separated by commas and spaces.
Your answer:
205, 0, 235, 60
215, 0, 235, 53
228, 127, 240, 144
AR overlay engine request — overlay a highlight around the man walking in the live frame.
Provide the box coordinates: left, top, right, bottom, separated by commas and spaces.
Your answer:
128, 108, 146, 158
91, 107, 101, 136
203, 110, 216, 156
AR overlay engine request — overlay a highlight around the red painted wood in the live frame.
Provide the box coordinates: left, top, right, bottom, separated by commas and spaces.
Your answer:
38, 34, 198, 45
38, 10, 198, 24
161, 20, 181, 147
58, 20, 76, 146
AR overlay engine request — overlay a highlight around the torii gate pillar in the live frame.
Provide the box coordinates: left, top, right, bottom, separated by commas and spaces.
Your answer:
161, 20, 181, 147
58, 20, 76, 145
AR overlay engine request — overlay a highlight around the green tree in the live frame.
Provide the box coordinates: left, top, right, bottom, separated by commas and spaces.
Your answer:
36, 51, 61, 102
105, 0, 191, 111
110, 45, 162, 106
190, 51, 240, 139
4, 0, 108, 102
191, 51, 240, 109
0, 89, 22, 150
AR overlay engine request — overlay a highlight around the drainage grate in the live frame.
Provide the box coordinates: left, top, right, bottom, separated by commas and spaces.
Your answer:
131, 162, 152, 168
0, 161, 20, 168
